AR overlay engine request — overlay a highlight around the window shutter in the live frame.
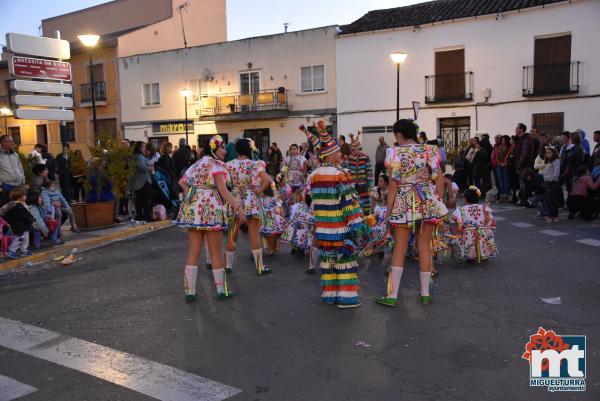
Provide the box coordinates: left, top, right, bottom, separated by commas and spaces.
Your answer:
435, 49, 465, 101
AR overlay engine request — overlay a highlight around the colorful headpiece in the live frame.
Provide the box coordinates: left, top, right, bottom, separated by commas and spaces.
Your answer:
468, 185, 482, 198
298, 120, 340, 159
349, 132, 362, 151
209, 135, 225, 156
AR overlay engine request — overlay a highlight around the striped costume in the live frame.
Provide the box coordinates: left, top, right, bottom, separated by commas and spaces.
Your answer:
309, 164, 368, 305
346, 153, 373, 214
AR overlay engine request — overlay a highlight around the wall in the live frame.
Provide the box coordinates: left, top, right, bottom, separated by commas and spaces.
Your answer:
120, 26, 337, 148
117, 0, 227, 57
42, 0, 172, 42
336, 0, 600, 158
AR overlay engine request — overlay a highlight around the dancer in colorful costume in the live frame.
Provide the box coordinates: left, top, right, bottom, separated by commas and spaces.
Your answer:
453, 186, 498, 262
282, 189, 314, 257
259, 184, 287, 255
177, 135, 245, 302
364, 174, 391, 258
282, 143, 307, 192
346, 132, 373, 214
225, 138, 274, 275
300, 121, 369, 308
376, 119, 448, 307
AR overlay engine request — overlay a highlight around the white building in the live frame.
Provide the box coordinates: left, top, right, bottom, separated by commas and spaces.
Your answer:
119, 26, 337, 156
336, 0, 600, 158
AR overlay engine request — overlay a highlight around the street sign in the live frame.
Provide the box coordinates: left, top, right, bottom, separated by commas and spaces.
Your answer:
15, 109, 74, 121
6, 33, 70, 59
9, 56, 71, 81
11, 80, 73, 95
12, 95, 73, 108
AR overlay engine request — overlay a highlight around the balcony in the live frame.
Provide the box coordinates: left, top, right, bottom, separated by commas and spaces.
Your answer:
196, 88, 290, 122
425, 72, 474, 104
80, 81, 106, 106
522, 61, 580, 97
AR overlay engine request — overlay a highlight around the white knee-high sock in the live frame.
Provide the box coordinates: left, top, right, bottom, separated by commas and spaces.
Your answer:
225, 251, 235, 270
252, 248, 264, 273
205, 241, 211, 264
387, 266, 404, 298
212, 268, 225, 293
420, 271, 432, 297
184, 265, 198, 295
309, 246, 320, 270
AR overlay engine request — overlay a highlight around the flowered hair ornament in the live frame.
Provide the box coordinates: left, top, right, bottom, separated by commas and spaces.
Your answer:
209, 135, 225, 157
468, 185, 482, 198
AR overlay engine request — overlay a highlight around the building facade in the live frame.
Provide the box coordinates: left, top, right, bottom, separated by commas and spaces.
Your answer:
336, 0, 600, 158
120, 26, 337, 157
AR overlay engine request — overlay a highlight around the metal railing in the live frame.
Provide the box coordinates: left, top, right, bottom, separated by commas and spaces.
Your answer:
80, 81, 106, 103
197, 88, 289, 116
425, 72, 474, 104
522, 61, 580, 96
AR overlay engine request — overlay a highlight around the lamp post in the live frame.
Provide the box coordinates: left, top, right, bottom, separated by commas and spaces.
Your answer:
180, 88, 191, 145
390, 52, 408, 121
0, 108, 10, 135
78, 34, 100, 143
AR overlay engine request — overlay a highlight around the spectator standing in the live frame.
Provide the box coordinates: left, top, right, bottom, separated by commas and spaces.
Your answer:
437, 138, 447, 174
173, 138, 192, 179
374, 136, 389, 184
471, 138, 489, 194
542, 146, 562, 222
564, 131, 586, 192
30, 164, 49, 192
266, 142, 282, 177
496, 135, 511, 202
590, 130, 600, 172
146, 142, 160, 166
157, 142, 176, 183
0, 135, 25, 206
41, 145, 56, 180
339, 135, 351, 160
129, 142, 154, 222
514, 123, 536, 206
0, 186, 34, 258
70, 149, 88, 202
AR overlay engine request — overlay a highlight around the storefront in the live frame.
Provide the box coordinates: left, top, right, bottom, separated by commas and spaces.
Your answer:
148, 121, 194, 149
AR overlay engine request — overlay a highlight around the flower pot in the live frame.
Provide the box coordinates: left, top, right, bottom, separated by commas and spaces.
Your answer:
72, 201, 115, 230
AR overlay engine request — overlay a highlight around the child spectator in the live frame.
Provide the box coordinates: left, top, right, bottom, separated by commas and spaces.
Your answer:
567, 166, 600, 221
0, 186, 34, 258
41, 180, 80, 233
26, 190, 62, 248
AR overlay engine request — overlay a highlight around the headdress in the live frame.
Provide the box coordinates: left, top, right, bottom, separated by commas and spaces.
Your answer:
349, 132, 362, 151
298, 120, 340, 159
209, 135, 225, 157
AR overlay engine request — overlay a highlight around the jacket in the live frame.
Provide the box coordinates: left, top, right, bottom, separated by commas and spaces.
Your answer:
0, 149, 25, 186
28, 204, 49, 236
128, 153, 152, 191
41, 188, 70, 215
0, 201, 34, 236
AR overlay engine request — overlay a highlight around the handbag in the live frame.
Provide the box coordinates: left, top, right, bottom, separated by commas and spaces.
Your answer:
44, 216, 59, 233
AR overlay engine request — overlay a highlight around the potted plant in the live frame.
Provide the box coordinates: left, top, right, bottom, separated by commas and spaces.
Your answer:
71, 132, 133, 230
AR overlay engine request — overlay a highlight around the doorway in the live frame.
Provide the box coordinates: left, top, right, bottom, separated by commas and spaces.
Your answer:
243, 128, 270, 159
439, 117, 471, 151
240, 71, 260, 111
36, 124, 48, 145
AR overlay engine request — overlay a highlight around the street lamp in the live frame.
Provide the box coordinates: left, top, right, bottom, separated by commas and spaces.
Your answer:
78, 34, 100, 143
0, 108, 10, 135
180, 88, 191, 146
390, 51, 408, 121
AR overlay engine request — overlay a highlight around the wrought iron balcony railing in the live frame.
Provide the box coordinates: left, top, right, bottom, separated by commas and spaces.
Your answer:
522, 61, 580, 97
80, 81, 106, 103
197, 88, 289, 116
425, 72, 474, 104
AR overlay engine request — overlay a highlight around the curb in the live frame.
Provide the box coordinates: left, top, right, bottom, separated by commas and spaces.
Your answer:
0, 220, 174, 272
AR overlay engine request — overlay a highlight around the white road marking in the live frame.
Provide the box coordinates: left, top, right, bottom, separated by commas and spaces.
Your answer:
494, 216, 507, 221
539, 230, 569, 237
510, 222, 535, 228
0, 317, 241, 401
0, 375, 37, 401
576, 238, 600, 247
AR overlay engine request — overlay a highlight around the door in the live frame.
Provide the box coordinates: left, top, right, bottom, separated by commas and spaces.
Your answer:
534, 35, 571, 94
240, 71, 260, 111
243, 128, 270, 159
36, 124, 48, 145
439, 117, 471, 152
435, 49, 465, 101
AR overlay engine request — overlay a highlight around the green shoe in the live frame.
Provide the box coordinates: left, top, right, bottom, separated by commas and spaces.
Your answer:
217, 292, 235, 301
420, 295, 433, 305
185, 294, 197, 304
375, 297, 397, 307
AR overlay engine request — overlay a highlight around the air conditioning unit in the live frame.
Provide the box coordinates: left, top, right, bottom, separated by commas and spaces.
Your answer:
482, 88, 492, 99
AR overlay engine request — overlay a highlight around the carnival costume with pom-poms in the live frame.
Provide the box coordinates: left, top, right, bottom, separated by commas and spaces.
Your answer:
346, 132, 373, 214
259, 195, 287, 236
282, 154, 307, 190
282, 202, 314, 250
177, 155, 230, 231
386, 144, 448, 228
300, 121, 369, 306
225, 158, 267, 218
452, 200, 497, 262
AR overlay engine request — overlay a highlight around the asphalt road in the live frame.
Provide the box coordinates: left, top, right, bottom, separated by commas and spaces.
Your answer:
0, 205, 598, 401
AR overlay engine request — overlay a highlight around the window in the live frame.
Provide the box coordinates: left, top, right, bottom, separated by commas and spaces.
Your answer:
432, 48, 466, 102
64, 122, 76, 142
97, 118, 118, 137
88, 63, 104, 82
300, 65, 325, 93
532, 112, 564, 139
362, 126, 393, 135
8, 127, 21, 145
533, 35, 572, 95
143, 83, 160, 106
36, 124, 48, 145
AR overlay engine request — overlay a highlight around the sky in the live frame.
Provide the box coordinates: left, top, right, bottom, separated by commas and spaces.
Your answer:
0, 0, 425, 46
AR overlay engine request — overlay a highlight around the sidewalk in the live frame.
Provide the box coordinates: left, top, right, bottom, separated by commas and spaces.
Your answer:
0, 220, 173, 272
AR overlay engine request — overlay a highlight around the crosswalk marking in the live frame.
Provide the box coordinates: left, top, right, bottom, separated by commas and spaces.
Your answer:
510, 222, 535, 228
0, 317, 241, 401
0, 375, 37, 401
539, 230, 569, 237
576, 238, 600, 247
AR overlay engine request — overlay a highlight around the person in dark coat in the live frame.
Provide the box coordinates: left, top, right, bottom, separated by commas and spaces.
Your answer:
173, 138, 192, 179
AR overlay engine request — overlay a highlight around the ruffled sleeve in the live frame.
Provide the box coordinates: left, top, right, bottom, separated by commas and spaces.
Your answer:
211, 159, 228, 178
